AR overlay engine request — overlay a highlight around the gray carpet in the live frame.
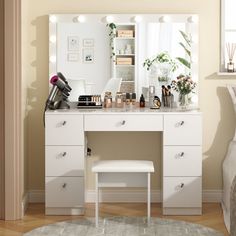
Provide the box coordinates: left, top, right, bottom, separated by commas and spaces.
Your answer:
24, 216, 223, 236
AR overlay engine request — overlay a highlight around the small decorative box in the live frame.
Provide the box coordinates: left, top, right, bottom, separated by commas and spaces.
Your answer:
116, 57, 132, 65
117, 30, 134, 38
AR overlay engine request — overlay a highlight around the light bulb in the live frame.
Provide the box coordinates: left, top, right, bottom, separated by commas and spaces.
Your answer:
77, 15, 86, 23
49, 15, 57, 23
50, 35, 56, 43
134, 15, 142, 23
159, 15, 171, 23
106, 15, 114, 23
188, 15, 198, 23
49, 56, 56, 63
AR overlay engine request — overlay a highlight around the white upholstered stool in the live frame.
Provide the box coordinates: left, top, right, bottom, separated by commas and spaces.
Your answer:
92, 160, 154, 227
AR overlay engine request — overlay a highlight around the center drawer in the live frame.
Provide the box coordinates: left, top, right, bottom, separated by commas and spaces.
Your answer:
84, 114, 163, 131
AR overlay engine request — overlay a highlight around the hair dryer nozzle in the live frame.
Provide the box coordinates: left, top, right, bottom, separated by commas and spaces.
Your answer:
50, 75, 59, 85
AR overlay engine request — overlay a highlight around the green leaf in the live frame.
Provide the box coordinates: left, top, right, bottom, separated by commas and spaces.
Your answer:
179, 30, 191, 47
179, 42, 191, 57
176, 57, 191, 69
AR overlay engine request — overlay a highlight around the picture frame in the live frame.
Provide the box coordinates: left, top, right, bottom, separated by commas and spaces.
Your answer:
83, 38, 94, 47
68, 36, 79, 51
67, 53, 79, 62
83, 48, 94, 63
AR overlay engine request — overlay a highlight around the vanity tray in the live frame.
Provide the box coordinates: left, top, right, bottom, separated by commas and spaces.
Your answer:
77, 95, 103, 109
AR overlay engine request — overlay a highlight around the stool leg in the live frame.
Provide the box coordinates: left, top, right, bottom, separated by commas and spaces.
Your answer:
95, 173, 99, 227
147, 172, 151, 224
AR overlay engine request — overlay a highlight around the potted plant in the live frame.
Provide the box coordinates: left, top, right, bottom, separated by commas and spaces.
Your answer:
143, 52, 178, 82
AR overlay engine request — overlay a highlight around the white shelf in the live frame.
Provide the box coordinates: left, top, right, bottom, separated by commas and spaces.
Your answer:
121, 81, 134, 83
115, 65, 135, 67
217, 72, 236, 76
115, 37, 135, 40
116, 54, 135, 56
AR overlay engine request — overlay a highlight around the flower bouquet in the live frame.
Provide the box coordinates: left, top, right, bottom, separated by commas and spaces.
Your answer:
171, 75, 196, 108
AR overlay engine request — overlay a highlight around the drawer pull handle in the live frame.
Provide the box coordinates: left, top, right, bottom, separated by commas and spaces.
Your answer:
121, 120, 126, 125
62, 183, 67, 188
180, 121, 185, 126
62, 121, 67, 126
179, 152, 185, 157
62, 152, 67, 157
180, 183, 184, 188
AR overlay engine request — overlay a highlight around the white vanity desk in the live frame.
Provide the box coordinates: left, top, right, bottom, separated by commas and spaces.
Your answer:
45, 106, 202, 216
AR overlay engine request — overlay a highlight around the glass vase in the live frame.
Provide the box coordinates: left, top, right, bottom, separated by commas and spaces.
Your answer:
179, 94, 189, 109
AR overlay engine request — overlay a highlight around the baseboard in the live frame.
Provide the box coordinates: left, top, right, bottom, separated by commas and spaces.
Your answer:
26, 189, 223, 203
28, 190, 45, 203
202, 190, 223, 203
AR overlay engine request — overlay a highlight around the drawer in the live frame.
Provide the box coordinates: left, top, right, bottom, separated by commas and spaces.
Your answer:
45, 115, 84, 145
163, 177, 202, 208
46, 146, 85, 177
45, 177, 84, 207
163, 146, 202, 176
84, 114, 163, 131
164, 115, 202, 145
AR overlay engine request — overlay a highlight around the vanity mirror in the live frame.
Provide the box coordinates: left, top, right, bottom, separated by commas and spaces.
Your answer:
49, 14, 198, 106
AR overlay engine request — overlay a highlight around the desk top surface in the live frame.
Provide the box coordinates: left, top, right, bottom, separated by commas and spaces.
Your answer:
46, 103, 201, 115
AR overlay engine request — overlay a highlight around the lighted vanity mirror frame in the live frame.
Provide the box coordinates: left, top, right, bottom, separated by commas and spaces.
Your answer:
49, 14, 199, 106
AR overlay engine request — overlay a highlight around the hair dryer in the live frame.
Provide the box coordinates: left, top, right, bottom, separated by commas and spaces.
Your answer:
45, 72, 72, 110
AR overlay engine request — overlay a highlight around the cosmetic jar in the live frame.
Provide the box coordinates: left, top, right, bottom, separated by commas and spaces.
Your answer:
115, 92, 124, 108
104, 91, 112, 108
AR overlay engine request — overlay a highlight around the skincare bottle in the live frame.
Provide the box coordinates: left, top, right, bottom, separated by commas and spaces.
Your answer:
104, 91, 112, 108
126, 93, 131, 105
115, 92, 124, 108
131, 93, 136, 105
149, 86, 155, 107
139, 94, 145, 107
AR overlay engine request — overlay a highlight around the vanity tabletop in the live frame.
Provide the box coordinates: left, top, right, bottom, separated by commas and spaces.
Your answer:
45, 102, 201, 115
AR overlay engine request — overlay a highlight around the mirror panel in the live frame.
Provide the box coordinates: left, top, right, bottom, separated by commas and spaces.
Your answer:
49, 14, 198, 106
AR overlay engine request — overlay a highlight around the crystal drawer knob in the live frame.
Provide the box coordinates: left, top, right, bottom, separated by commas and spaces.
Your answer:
121, 120, 126, 125
180, 183, 184, 188
180, 121, 184, 126
62, 121, 67, 126
62, 152, 67, 157
62, 183, 67, 188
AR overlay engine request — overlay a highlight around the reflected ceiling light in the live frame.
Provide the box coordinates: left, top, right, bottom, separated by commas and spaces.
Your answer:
49, 15, 57, 23
134, 15, 142, 23
159, 15, 171, 23
49, 56, 56, 63
188, 15, 198, 23
106, 15, 114, 23
50, 35, 57, 43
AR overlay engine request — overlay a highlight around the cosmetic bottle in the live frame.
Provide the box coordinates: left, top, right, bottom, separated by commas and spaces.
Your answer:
126, 93, 131, 105
104, 91, 112, 108
131, 93, 136, 105
115, 92, 124, 108
139, 94, 145, 107
149, 86, 155, 107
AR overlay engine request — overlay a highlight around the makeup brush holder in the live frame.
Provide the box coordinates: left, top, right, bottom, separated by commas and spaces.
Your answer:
162, 94, 174, 108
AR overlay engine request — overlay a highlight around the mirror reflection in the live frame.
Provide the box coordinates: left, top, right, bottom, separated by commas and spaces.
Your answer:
49, 14, 198, 106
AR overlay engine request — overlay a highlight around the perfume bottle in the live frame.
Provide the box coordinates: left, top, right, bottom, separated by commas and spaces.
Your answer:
227, 59, 235, 73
